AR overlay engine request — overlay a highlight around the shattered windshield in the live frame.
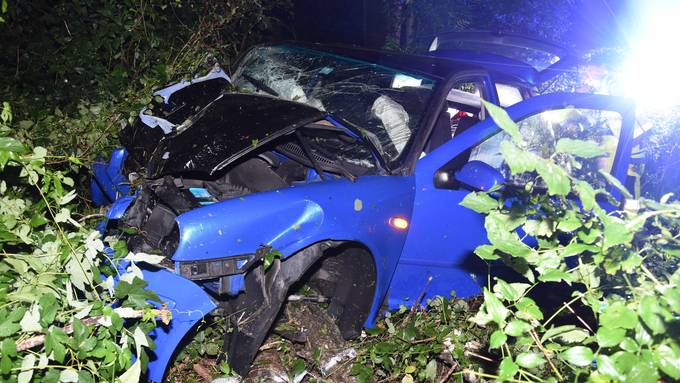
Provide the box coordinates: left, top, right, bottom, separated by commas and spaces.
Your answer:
232, 44, 437, 164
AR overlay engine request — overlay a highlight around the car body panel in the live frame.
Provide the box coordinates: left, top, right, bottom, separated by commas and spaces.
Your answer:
428, 31, 576, 85
142, 267, 218, 383
390, 92, 636, 307
91, 148, 131, 206
173, 174, 416, 326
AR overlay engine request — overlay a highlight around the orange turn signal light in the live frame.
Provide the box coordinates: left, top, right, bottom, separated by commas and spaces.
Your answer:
389, 216, 409, 230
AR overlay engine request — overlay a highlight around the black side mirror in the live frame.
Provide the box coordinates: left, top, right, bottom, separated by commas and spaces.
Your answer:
434, 160, 505, 190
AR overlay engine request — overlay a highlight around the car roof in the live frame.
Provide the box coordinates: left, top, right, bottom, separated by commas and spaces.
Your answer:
275, 41, 490, 81
428, 31, 575, 85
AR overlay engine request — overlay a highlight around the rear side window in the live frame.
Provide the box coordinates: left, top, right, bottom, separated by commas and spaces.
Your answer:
496, 83, 524, 107
468, 108, 622, 188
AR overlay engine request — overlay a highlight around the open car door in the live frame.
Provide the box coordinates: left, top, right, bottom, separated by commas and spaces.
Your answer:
429, 31, 578, 86
387, 92, 635, 309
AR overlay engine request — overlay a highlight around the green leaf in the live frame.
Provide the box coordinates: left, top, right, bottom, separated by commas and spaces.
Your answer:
483, 288, 509, 326
504, 320, 532, 337
561, 346, 594, 367
1, 339, 16, 357
500, 141, 541, 174
628, 357, 659, 383
0, 317, 21, 337
639, 296, 665, 334
0, 137, 27, 154
115, 277, 160, 307
542, 325, 577, 342
574, 180, 598, 211
598, 169, 632, 198
602, 215, 633, 250
556, 211, 582, 232
493, 280, 529, 302
489, 330, 507, 349
460, 192, 499, 214
561, 242, 596, 258
515, 352, 545, 369
424, 359, 437, 382
654, 344, 680, 379
558, 329, 590, 343
497, 357, 518, 381
118, 360, 141, 383
515, 297, 543, 321
596, 327, 626, 348
77, 371, 94, 383
600, 301, 637, 329
536, 160, 571, 196
263, 248, 283, 271
538, 269, 573, 283
474, 245, 499, 260
619, 337, 639, 352
482, 100, 523, 144
18, 354, 35, 383
45, 328, 67, 363
290, 358, 306, 380
555, 138, 606, 158
596, 355, 622, 380
39, 294, 59, 326
59, 368, 79, 382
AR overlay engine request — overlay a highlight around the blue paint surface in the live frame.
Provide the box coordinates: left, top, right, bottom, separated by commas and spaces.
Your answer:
91, 148, 131, 206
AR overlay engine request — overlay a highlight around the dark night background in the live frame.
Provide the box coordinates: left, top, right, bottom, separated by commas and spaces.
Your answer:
291, 0, 632, 51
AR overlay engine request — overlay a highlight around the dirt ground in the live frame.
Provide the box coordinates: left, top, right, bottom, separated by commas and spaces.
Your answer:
243, 300, 356, 383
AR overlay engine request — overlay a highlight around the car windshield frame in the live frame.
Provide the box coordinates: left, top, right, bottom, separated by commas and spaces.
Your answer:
231, 43, 439, 168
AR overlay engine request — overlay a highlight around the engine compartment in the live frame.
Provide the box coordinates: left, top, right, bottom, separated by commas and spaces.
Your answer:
119, 147, 314, 257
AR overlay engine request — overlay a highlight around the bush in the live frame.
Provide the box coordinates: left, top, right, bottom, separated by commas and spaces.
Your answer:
462, 101, 680, 382
0, 102, 170, 382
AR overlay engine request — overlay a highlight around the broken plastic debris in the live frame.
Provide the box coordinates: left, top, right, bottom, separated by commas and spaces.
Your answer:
211, 378, 241, 383
320, 348, 357, 375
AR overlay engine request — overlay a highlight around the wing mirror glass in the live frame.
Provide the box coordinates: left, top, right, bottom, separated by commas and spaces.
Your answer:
453, 160, 505, 191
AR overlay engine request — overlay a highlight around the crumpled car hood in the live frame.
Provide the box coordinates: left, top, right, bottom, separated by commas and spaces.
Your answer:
122, 93, 324, 178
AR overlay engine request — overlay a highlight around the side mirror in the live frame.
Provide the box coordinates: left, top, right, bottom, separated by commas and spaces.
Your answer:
453, 160, 505, 191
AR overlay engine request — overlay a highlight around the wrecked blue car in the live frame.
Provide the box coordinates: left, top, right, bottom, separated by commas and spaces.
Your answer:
92, 34, 636, 381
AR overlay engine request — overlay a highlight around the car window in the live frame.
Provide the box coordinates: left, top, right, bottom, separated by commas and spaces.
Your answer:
496, 83, 524, 107
422, 80, 486, 157
468, 108, 622, 188
446, 81, 485, 136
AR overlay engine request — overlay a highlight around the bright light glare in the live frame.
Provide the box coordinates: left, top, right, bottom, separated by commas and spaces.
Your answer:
622, 1, 680, 109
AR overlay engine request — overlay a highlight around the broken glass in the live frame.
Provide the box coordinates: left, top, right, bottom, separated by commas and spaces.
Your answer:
232, 45, 438, 165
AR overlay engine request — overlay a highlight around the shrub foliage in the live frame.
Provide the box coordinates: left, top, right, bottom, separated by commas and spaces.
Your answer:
461, 101, 680, 382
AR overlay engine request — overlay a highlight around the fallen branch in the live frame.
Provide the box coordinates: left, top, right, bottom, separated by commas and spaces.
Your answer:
437, 361, 459, 383
17, 307, 171, 352
403, 276, 433, 326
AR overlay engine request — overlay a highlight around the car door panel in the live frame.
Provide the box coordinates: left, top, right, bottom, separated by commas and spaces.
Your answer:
387, 93, 635, 308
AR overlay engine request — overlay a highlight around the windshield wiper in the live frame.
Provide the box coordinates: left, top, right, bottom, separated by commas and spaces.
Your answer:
295, 131, 326, 181
331, 117, 390, 172
295, 131, 357, 182
242, 74, 279, 97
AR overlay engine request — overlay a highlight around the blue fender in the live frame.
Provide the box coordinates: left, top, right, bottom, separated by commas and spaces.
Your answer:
143, 266, 217, 383
103, 197, 217, 382
172, 175, 416, 326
